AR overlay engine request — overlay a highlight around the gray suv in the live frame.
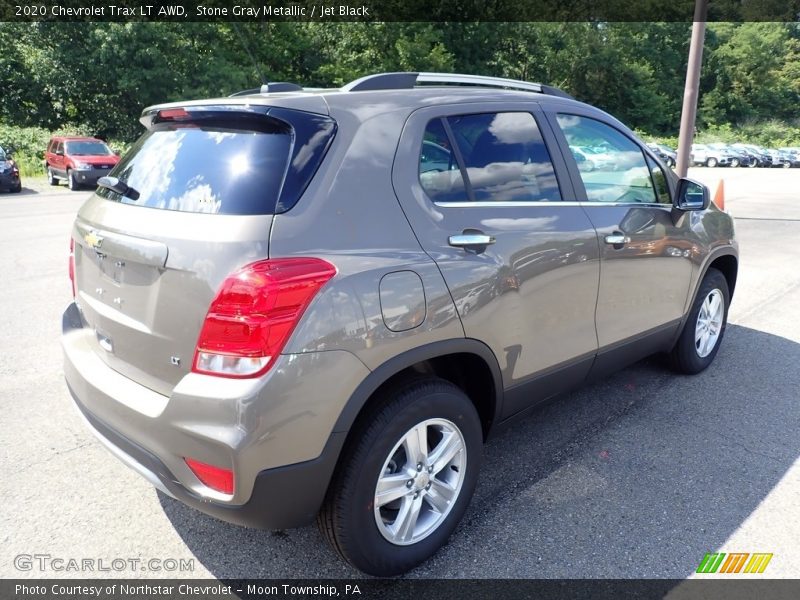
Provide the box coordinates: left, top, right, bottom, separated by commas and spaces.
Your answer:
62, 72, 738, 576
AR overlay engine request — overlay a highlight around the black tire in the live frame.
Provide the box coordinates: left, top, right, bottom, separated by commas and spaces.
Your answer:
730, 158, 740, 168
706, 157, 718, 168
748, 159, 758, 168
47, 167, 58, 186
67, 169, 78, 190
10, 181, 21, 193
669, 268, 730, 375
318, 377, 482, 576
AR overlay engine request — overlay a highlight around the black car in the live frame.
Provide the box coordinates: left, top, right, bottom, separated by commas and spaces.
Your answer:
647, 142, 677, 167
0, 145, 22, 193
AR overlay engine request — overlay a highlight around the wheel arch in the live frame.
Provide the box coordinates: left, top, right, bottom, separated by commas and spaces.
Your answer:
707, 253, 738, 300
332, 339, 504, 442
674, 248, 738, 341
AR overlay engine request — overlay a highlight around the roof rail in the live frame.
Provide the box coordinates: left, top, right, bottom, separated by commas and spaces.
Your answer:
342, 72, 574, 99
228, 82, 304, 97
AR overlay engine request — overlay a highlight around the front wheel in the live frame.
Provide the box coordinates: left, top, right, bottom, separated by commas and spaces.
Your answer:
669, 268, 730, 374
730, 158, 740, 168
748, 159, 758, 168
67, 169, 78, 191
706, 157, 718, 168
318, 378, 482, 576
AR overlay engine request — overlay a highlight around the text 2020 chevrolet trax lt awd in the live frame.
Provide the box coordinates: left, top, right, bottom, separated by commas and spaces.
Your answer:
62, 72, 738, 576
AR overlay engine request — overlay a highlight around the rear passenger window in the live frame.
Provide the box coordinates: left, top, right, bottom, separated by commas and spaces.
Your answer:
418, 112, 561, 203
419, 118, 468, 203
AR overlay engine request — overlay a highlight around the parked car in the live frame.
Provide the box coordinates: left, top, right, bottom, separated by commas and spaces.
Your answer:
45, 136, 120, 190
62, 72, 738, 576
777, 148, 800, 167
708, 143, 752, 168
570, 145, 615, 171
732, 143, 772, 168
766, 148, 792, 168
690, 143, 734, 167
646, 142, 677, 167
0, 144, 22, 193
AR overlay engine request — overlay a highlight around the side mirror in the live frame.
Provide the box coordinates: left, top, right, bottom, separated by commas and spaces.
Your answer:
674, 177, 709, 211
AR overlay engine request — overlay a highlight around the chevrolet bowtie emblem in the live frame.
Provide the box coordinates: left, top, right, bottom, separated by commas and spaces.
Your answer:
83, 230, 104, 250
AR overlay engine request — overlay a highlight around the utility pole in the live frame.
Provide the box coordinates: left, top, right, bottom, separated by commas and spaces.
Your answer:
675, 0, 709, 178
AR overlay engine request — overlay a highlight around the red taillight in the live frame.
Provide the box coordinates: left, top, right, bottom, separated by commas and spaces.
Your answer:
184, 458, 234, 495
192, 258, 336, 378
68, 237, 76, 298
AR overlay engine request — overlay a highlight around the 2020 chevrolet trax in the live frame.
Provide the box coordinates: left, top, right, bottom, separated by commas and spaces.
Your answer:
62, 72, 738, 575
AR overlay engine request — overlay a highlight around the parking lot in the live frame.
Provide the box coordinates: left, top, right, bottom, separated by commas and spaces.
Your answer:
1, 167, 799, 580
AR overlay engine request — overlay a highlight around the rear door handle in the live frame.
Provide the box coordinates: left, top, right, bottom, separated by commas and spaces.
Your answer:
448, 233, 496, 248
604, 234, 631, 246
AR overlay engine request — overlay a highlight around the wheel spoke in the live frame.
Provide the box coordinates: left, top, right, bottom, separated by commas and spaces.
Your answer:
701, 331, 714, 356
425, 479, 457, 514
403, 423, 428, 465
695, 326, 704, 345
709, 293, 721, 317
375, 473, 411, 508
428, 431, 463, 475
391, 494, 424, 543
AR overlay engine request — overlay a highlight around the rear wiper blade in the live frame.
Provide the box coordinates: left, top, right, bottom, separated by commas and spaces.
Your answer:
97, 176, 140, 201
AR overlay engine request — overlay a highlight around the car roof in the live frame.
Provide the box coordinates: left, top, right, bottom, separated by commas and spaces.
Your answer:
143, 85, 595, 122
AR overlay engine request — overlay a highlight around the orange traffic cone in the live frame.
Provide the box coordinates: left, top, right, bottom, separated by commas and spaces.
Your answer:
713, 179, 725, 211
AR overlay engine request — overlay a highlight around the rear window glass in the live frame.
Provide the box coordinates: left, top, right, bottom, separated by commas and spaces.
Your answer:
99, 125, 291, 215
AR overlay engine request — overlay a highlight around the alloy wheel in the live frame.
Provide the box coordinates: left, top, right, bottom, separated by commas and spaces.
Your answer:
695, 288, 724, 358
373, 418, 466, 546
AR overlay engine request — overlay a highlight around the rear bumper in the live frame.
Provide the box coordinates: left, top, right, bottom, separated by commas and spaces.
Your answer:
0, 171, 20, 188
62, 302, 367, 529
69, 384, 346, 529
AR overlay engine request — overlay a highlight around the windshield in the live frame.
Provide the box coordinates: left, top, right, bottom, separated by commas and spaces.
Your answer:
65, 140, 113, 156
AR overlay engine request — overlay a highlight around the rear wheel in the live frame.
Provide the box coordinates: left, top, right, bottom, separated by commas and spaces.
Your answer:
748, 159, 758, 168
10, 181, 21, 193
669, 268, 729, 374
318, 378, 482, 576
47, 167, 58, 186
706, 157, 718, 168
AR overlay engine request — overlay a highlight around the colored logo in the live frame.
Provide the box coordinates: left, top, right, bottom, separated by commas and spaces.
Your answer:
696, 552, 773, 574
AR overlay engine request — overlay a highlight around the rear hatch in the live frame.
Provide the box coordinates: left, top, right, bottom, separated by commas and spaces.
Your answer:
71, 103, 336, 396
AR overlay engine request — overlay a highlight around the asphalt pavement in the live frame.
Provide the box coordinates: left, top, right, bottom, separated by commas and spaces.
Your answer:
1, 168, 798, 580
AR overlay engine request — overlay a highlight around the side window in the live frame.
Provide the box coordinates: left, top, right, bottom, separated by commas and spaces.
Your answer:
646, 156, 671, 204
418, 112, 562, 204
56, 142, 63, 154
556, 114, 658, 204
418, 118, 468, 203
448, 112, 561, 202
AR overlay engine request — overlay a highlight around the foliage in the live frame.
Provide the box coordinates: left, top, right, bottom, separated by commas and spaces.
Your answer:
1, 22, 799, 149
